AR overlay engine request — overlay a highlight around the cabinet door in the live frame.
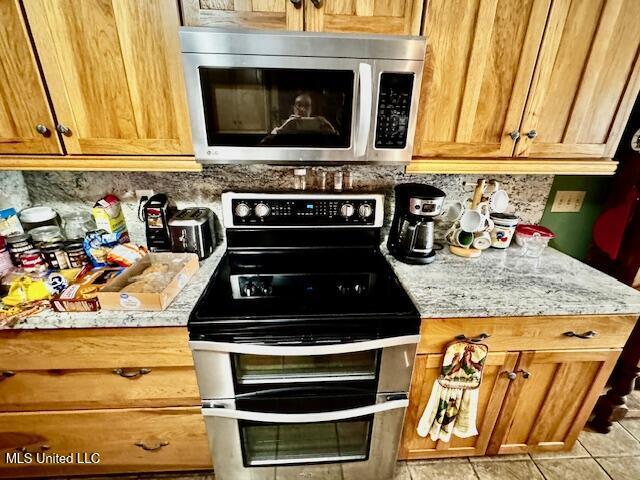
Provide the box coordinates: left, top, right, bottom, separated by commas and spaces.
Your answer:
0, 0, 61, 154
399, 352, 518, 460
487, 349, 620, 455
22, 0, 193, 156
305, 0, 423, 35
516, 0, 640, 158
413, 0, 549, 158
181, 0, 304, 30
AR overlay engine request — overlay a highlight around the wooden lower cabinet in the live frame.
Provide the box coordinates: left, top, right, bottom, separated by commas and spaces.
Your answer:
400, 352, 518, 459
0, 407, 212, 478
487, 348, 620, 454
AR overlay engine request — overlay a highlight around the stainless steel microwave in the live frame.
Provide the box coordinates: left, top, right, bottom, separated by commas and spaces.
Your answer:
179, 28, 426, 165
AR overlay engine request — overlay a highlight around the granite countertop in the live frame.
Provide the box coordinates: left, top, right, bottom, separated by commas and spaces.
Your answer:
386, 245, 640, 318
4, 244, 640, 330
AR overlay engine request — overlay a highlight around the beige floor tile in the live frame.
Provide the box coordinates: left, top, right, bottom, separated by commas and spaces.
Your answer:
596, 456, 640, 480
580, 421, 640, 457
408, 458, 478, 480
394, 461, 412, 480
534, 458, 609, 480
472, 460, 543, 480
469, 454, 530, 463
529, 440, 590, 460
620, 418, 640, 441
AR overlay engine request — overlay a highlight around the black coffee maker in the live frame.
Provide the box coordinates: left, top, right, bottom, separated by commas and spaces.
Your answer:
388, 183, 446, 264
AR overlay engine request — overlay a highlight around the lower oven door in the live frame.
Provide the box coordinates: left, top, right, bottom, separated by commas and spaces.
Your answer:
190, 335, 419, 398
202, 393, 407, 480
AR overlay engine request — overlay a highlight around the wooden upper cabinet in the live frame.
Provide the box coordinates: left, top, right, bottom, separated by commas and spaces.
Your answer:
181, 0, 304, 30
413, 0, 550, 158
22, 0, 193, 156
516, 0, 640, 158
400, 352, 518, 459
0, 0, 61, 155
487, 349, 619, 455
305, 0, 424, 35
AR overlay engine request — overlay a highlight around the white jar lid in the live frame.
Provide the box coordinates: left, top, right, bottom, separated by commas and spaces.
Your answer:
19, 206, 57, 223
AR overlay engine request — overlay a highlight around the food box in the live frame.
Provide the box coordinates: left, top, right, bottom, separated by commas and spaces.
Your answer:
97, 252, 199, 311
51, 267, 122, 312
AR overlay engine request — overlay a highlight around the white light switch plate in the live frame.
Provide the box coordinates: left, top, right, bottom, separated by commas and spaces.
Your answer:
551, 190, 586, 212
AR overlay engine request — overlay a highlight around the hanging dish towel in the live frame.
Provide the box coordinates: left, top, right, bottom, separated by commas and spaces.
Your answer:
417, 340, 488, 442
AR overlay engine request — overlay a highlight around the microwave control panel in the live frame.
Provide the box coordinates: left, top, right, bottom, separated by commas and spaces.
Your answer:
375, 73, 414, 149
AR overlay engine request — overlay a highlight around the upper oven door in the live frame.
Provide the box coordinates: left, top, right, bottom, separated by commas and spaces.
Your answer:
182, 54, 367, 164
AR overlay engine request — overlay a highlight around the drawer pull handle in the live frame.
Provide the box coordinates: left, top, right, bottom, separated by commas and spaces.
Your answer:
563, 330, 597, 339
455, 333, 490, 343
135, 440, 169, 451
0, 371, 16, 382
504, 371, 517, 381
517, 369, 531, 379
113, 368, 151, 379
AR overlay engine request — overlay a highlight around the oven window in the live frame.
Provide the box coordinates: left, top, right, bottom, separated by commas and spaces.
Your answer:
233, 351, 379, 385
240, 415, 372, 466
199, 68, 354, 148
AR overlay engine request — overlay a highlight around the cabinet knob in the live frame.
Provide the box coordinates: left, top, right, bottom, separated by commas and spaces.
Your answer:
0, 371, 15, 382
509, 130, 520, 141
56, 124, 72, 137
563, 330, 597, 339
517, 369, 531, 379
310, 0, 323, 7
135, 440, 169, 451
525, 130, 538, 139
290, 0, 302, 7
35, 124, 51, 137
113, 367, 151, 379
505, 371, 517, 381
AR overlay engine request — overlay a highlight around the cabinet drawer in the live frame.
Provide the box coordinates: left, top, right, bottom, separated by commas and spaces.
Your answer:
0, 366, 200, 412
0, 327, 193, 370
0, 407, 212, 477
418, 315, 637, 354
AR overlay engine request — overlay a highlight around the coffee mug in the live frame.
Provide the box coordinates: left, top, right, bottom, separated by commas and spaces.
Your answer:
460, 202, 491, 233
446, 227, 474, 248
443, 201, 465, 222
487, 189, 509, 213
473, 231, 491, 250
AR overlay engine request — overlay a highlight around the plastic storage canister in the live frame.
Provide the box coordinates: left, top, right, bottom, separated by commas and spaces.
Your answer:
63, 212, 96, 240
30, 225, 65, 248
489, 213, 519, 249
18, 206, 60, 231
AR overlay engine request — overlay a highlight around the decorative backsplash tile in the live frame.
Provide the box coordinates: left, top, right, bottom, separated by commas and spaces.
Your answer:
4, 167, 554, 244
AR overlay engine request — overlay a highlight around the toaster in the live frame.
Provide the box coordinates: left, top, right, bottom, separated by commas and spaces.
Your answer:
168, 208, 216, 260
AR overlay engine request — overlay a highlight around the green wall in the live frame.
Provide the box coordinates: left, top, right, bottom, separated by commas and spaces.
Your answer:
539, 176, 612, 260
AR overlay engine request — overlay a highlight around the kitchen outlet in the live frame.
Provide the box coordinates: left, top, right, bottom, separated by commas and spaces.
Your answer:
551, 190, 586, 213
136, 189, 154, 201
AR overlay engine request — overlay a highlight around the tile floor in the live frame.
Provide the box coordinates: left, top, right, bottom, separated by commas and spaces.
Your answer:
39, 418, 640, 480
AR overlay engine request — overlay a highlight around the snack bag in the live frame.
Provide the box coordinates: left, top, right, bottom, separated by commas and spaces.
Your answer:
84, 230, 125, 267
91, 194, 129, 243
107, 243, 148, 267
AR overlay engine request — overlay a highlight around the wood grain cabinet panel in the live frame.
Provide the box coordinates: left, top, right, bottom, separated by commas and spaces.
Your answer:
21, 0, 193, 155
305, 0, 423, 35
400, 352, 518, 459
0, 366, 200, 412
0, 407, 212, 478
0, 0, 61, 155
487, 349, 620, 455
413, 0, 550, 158
517, 0, 640, 158
181, 0, 304, 30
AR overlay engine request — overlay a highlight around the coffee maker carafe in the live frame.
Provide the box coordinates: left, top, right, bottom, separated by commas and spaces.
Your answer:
388, 183, 446, 264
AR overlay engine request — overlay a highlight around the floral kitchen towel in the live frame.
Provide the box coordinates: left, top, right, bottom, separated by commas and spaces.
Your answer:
417, 341, 488, 442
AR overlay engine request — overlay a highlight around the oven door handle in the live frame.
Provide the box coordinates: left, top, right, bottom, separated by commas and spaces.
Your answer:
201, 395, 408, 423
355, 62, 373, 158
190, 334, 420, 356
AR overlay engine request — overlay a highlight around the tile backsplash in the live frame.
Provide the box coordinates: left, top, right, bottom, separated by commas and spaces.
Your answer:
3, 167, 554, 244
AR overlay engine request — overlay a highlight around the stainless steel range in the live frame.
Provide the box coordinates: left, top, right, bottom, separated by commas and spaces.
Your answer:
188, 192, 420, 480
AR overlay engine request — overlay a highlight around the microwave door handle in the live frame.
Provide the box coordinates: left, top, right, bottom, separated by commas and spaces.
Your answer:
190, 334, 420, 356
201, 396, 408, 423
355, 62, 373, 158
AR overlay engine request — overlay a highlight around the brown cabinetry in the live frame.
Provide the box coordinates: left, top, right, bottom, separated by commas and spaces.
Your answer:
400, 315, 635, 460
181, 0, 304, 30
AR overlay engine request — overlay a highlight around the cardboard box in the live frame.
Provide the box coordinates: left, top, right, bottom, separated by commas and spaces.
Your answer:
97, 253, 199, 311
51, 267, 122, 312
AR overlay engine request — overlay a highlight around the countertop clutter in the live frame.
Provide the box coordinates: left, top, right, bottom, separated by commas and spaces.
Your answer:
7, 243, 640, 330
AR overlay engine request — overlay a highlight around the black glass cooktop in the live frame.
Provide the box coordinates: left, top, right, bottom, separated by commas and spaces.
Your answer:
188, 249, 420, 343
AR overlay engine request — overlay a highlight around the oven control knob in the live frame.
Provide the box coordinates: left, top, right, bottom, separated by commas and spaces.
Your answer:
254, 202, 271, 218
235, 202, 251, 218
358, 203, 373, 218
340, 203, 355, 218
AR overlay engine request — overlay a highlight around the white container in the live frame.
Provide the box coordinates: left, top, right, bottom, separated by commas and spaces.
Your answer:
489, 213, 519, 249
